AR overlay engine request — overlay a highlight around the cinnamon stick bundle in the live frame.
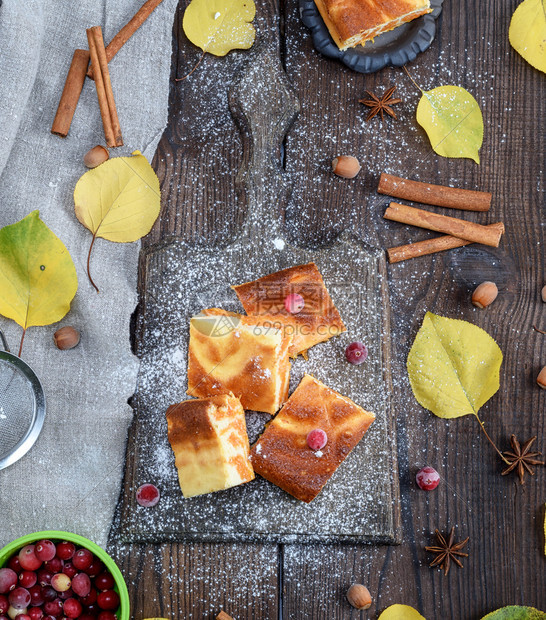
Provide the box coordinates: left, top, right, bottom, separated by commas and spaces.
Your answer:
378, 173, 492, 212
387, 223, 505, 263
384, 203, 504, 247
87, 0, 165, 79
86, 26, 123, 147
51, 49, 90, 137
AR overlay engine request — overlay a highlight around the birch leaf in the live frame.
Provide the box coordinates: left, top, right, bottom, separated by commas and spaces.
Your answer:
183, 0, 256, 56
416, 86, 484, 163
407, 312, 502, 419
378, 604, 426, 620
0, 211, 78, 355
74, 150, 160, 292
509, 0, 546, 74
481, 606, 546, 619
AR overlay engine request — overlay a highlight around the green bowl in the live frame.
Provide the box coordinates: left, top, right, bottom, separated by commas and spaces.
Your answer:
0, 530, 129, 620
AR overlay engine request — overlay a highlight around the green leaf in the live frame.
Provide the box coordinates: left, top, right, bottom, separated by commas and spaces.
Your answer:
481, 606, 546, 619
509, 0, 546, 74
407, 312, 502, 419
0, 211, 78, 353
378, 604, 426, 620
183, 0, 256, 57
416, 85, 484, 164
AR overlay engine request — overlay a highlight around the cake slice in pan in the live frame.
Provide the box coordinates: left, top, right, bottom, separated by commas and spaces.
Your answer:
250, 374, 375, 503
314, 0, 432, 50
166, 393, 254, 498
187, 310, 292, 414
232, 262, 346, 358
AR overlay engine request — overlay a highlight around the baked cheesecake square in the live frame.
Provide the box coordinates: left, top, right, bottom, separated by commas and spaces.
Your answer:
232, 262, 346, 357
250, 374, 375, 503
314, 0, 432, 50
187, 310, 292, 414
166, 393, 254, 498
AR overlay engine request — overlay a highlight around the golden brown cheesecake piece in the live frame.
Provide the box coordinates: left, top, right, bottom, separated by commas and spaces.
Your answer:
232, 263, 346, 357
187, 310, 292, 414
250, 374, 375, 502
314, 0, 432, 50
166, 393, 254, 498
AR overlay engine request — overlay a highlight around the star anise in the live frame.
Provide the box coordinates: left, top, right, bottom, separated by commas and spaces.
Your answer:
359, 86, 402, 121
501, 434, 544, 485
425, 527, 469, 576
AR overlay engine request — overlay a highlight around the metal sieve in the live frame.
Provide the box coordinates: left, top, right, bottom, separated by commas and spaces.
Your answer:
0, 331, 46, 470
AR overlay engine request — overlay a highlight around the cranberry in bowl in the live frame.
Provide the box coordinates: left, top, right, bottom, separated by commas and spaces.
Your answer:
0, 531, 129, 620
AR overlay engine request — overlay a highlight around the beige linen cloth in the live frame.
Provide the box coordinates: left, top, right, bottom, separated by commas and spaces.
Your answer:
0, 0, 178, 548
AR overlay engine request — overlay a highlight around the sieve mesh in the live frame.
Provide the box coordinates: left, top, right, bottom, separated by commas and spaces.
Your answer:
0, 358, 36, 460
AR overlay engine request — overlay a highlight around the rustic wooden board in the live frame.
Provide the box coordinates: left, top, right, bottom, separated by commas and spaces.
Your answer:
109, 0, 545, 618
117, 49, 400, 544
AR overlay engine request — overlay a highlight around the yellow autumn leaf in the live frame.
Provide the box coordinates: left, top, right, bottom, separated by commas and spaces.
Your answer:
0, 211, 78, 355
183, 0, 256, 56
407, 312, 502, 419
378, 604, 426, 620
509, 0, 546, 74
416, 86, 484, 164
74, 150, 160, 292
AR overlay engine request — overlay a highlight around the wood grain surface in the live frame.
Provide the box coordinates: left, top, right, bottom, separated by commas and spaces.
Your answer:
109, 0, 545, 618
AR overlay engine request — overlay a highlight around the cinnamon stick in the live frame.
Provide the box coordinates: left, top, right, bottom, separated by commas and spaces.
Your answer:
51, 49, 90, 137
87, 0, 165, 78
86, 27, 123, 147
378, 173, 492, 212
384, 203, 504, 247
387, 223, 505, 263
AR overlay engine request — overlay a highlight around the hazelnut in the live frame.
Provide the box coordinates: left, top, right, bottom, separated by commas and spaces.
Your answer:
84, 145, 109, 168
541, 285, 546, 303
332, 155, 361, 179
54, 326, 81, 350
537, 366, 546, 389
472, 281, 498, 308
346, 584, 372, 610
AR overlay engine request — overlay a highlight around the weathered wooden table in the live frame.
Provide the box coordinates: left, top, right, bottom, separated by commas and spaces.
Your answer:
109, 1, 545, 618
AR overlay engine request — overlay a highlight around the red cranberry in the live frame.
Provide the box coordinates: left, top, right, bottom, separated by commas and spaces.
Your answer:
78, 616, 95, 620
61, 565, 76, 581
136, 484, 160, 508
18, 547, 41, 572
27, 586, 43, 607
416, 466, 440, 491
83, 605, 99, 616
0, 595, 8, 614
62, 599, 82, 619
92, 574, 114, 593
57, 589, 73, 601
70, 574, 90, 599
43, 616, 57, 620
37, 571, 52, 588
96, 591, 119, 611
345, 341, 368, 365
306, 429, 327, 451
43, 599, 63, 617
44, 559, 62, 575
18, 573, 37, 590
7, 558, 21, 575
284, 293, 304, 314
28, 609, 43, 620
0, 569, 17, 594
79, 589, 97, 607
72, 551, 92, 573
54, 545, 74, 563
9, 587, 31, 608
44, 556, 64, 573
82, 560, 102, 580
34, 542, 55, 564
14, 615, 31, 620
97, 613, 117, 620
51, 575, 70, 594
41, 587, 57, 603
0, 615, 8, 620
